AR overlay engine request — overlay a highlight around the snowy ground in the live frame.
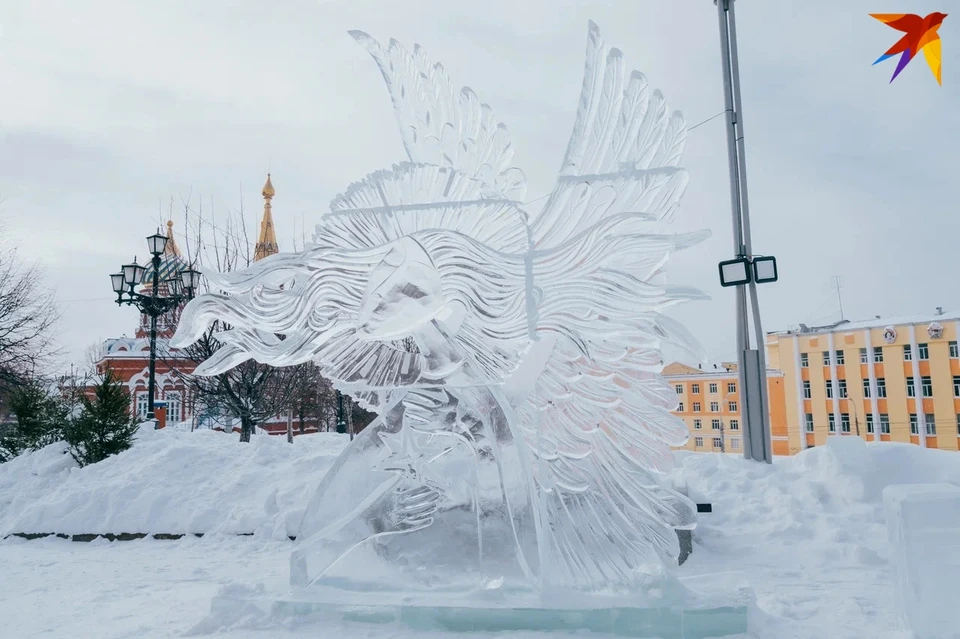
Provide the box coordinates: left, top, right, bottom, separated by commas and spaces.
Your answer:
2, 428, 958, 638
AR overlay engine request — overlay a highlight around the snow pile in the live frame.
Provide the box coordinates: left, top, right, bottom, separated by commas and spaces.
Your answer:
671, 437, 960, 638
0, 426, 348, 538
2, 433, 960, 637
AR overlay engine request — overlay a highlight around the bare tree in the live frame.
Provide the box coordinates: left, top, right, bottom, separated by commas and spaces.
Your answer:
176, 323, 299, 441
0, 227, 61, 390
287, 362, 338, 434
163, 196, 302, 442
348, 394, 376, 434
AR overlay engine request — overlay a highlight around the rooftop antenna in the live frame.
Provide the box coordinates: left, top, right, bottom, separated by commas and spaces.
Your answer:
832, 275, 845, 321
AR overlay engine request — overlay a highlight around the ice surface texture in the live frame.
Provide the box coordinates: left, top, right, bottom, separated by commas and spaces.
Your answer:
883, 483, 960, 639
172, 21, 711, 599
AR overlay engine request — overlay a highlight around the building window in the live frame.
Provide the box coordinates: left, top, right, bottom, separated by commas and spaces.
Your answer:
954, 376, 960, 398
691, 384, 700, 394
801, 353, 809, 368
910, 414, 919, 435
862, 378, 871, 398
873, 346, 884, 363
709, 383, 718, 394
728, 401, 738, 412
835, 350, 845, 365
866, 414, 874, 434
957, 414, 960, 436
828, 414, 836, 432
693, 419, 702, 430
925, 414, 936, 436
710, 402, 719, 412
727, 382, 736, 393
950, 341, 958, 358
826, 380, 834, 399
711, 419, 721, 430
903, 344, 913, 361
918, 343, 929, 361
677, 402, 684, 412
877, 377, 887, 398
880, 414, 891, 434
165, 391, 182, 424
135, 392, 150, 418
841, 413, 851, 433
802, 380, 811, 399
823, 351, 831, 365
805, 414, 814, 432
729, 419, 739, 431
693, 402, 701, 413
713, 437, 723, 448
921, 376, 933, 398
859, 348, 868, 364
907, 377, 915, 397
730, 438, 741, 450
695, 436, 704, 448
675, 384, 683, 394
838, 379, 848, 398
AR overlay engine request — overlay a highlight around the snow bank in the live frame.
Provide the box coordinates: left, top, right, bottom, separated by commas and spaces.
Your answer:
0, 426, 348, 538
3, 428, 958, 544
671, 438, 960, 639
2, 432, 960, 637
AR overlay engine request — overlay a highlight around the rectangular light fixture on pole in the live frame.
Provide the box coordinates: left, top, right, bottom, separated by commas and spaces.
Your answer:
718, 257, 751, 287
752, 255, 778, 284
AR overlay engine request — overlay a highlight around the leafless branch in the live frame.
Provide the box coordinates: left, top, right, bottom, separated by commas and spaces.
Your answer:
0, 227, 62, 389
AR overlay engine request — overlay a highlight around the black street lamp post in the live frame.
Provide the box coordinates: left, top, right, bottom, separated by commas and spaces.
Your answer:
336, 389, 346, 434
110, 230, 199, 425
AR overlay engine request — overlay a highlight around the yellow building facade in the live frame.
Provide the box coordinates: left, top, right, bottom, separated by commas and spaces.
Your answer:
766, 311, 960, 454
663, 362, 791, 455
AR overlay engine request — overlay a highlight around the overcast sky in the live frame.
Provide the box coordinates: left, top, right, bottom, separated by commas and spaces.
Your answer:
1, 0, 957, 370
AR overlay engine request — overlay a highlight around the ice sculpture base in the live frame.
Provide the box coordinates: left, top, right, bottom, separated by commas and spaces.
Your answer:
210, 585, 752, 638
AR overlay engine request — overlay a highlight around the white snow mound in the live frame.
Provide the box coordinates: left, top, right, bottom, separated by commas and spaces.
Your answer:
0, 426, 348, 538
1, 432, 960, 638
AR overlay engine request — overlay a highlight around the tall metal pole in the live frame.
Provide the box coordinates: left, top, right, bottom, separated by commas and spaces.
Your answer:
147, 253, 161, 423
336, 389, 345, 434
716, 0, 772, 463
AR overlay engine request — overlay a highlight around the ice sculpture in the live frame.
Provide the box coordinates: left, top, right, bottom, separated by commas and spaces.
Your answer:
173, 21, 719, 614
883, 483, 960, 639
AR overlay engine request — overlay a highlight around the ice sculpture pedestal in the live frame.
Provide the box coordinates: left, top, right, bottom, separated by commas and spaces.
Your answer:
210, 584, 752, 638
883, 483, 960, 639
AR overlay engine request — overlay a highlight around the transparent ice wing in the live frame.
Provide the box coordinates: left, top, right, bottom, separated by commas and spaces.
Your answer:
531, 21, 690, 250
496, 20, 710, 590
349, 31, 527, 201
318, 163, 529, 254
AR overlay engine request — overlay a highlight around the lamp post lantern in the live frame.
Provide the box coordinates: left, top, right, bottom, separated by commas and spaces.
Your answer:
111, 229, 199, 426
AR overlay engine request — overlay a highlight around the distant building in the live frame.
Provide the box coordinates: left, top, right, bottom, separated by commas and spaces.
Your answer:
766, 310, 960, 453
665, 308, 960, 456
662, 361, 790, 455
94, 175, 317, 434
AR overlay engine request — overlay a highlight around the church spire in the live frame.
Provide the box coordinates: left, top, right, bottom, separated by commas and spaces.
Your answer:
164, 219, 181, 257
254, 173, 279, 262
